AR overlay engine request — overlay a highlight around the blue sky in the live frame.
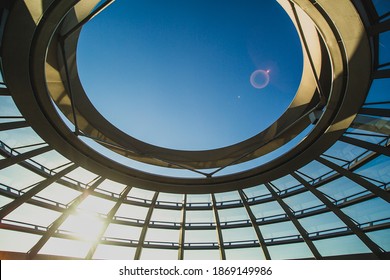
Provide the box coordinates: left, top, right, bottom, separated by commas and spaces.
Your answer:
77, 0, 303, 150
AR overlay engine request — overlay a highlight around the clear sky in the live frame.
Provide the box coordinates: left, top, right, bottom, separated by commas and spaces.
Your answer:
77, 0, 303, 150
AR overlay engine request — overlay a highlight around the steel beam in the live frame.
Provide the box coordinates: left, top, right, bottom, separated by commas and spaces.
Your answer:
340, 135, 390, 157
0, 250, 81, 260
0, 145, 52, 170
373, 69, 390, 79
0, 164, 77, 219
351, 115, 390, 135
291, 172, 385, 259
317, 157, 390, 203
0, 88, 10, 96
134, 192, 159, 260
238, 190, 271, 260
0, 121, 28, 131
369, 18, 390, 35
85, 185, 132, 259
265, 183, 322, 259
27, 176, 105, 259
359, 108, 390, 118
211, 194, 226, 260
178, 194, 187, 260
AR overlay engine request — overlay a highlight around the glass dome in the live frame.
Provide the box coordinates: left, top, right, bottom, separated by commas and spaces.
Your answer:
0, 0, 389, 260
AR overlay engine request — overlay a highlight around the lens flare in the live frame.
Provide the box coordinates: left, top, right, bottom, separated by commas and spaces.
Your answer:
250, 69, 270, 89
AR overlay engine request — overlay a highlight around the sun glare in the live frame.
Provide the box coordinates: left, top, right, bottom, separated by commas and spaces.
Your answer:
250, 69, 271, 89
65, 211, 105, 242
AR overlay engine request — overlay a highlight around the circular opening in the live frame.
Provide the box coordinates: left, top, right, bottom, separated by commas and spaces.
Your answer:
77, 0, 303, 150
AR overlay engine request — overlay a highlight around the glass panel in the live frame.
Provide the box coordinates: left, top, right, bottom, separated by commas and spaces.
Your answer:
187, 194, 211, 205
345, 127, 387, 145
30, 150, 70, 170
93, 244, 135, 260
36, 182, 81, 206
268, 242, 314, 259
0, 165, 44, 190
372, 0, 390, 17
379, 31, 390, 65
283, 191, 323, 213
185, 230, 217, 243
151, 208, 182, 223
128, 188, 155, 201
318, 176, 368, 202
39, 237, 91, 258
352, 116, 390, 137
58, 212, 105, 241
76, 195, 116, 215
140, 248, 178, 260
355, 155, 389, 186
225, 247, 265, 260
97, 179, 126, 194
222, 227, 257, 243
366, 229, 390, 251
324, 141, 368, 165
341, 198, 390, 225
299, 212, 346, 234
271, 175, 300, 191
314, 235, 371, 256
115, 204, 149, 221
145, 228, 179, 243
0, 196, 13, 208
298, 160, 334, 181
259, 221, 300, 240
218, 207, 249, 223
4, 203, 61, 227
364, 78, 390, 104
103, 223, 142, 241
186, 210, 214, 224
65, 167, 97, 184
243, 185, 269, 198
250, 201, 285, 220
0, 96, 22, 117
184, 249, 220, 260
0, 127, 44, 151
214, 191, 240, 202
157, 192, 183, 204
217, 126, 313, 176
0, 229, 41, 253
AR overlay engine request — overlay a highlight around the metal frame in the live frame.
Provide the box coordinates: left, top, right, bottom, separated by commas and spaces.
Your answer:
0, 0, 373, 193
238, 190, 271, 259
317, 157, 390, 204
265, 182, 322, 259
178, 194, 187, 260
291, 172, 386, 259
134, 192, 159, 260
211, 194, 226, 260
27, 177, 105, 259
0, 0, 388, 260
0, 164, 77, 219
85, 185, 132, 259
